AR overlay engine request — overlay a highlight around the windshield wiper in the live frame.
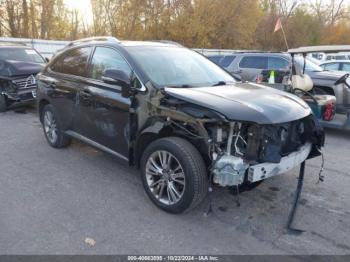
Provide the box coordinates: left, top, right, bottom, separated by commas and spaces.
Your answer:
212, 81, 227, 86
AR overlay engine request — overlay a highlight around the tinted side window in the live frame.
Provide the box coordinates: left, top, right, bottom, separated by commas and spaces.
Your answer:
51, 47, 91, 77
220, 55, 236, 67
268, 57, 289, 70
239, 56, 267, 69
324, 63, 340, 70
89, 47, 131, 80
208, 56, 223, 65
342, 63, 350, 71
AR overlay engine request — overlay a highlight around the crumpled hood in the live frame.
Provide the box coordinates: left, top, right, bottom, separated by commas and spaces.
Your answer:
164, 83, 311, 124
0, 60, 44, 77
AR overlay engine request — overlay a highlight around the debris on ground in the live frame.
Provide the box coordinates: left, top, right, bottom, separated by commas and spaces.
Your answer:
84, 237, 96, 247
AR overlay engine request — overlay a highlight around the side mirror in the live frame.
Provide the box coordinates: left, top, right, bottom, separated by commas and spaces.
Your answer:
102, 69, 131, 98
45, 57, 50, 63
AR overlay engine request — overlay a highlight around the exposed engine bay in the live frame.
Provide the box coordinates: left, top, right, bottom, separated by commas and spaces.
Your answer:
140, 85, 325, 188
208, 119, 318, 186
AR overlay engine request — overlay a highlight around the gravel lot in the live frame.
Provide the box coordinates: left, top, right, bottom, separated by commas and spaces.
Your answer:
0, 109, 349, 255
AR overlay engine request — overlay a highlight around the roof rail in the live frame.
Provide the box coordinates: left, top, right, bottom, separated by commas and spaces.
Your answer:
152, 40, 184, 47
67, 36, 121, 47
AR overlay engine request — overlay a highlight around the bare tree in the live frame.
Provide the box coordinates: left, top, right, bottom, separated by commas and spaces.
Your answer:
309, 0, 347, 25
22, 0, 29, 37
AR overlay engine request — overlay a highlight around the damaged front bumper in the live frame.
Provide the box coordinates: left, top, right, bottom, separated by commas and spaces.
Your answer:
4, 88, 37, 101
210, 116, 323, 187
247, 143, 312, 183
1, 75, 37, 108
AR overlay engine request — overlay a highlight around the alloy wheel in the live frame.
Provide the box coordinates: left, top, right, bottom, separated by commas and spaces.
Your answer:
43, 110, 58, 144
145, 150, 186, 205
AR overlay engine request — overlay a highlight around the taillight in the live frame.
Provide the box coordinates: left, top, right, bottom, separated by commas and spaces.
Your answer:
256, 75, 263, 84
323, 103, 335, 121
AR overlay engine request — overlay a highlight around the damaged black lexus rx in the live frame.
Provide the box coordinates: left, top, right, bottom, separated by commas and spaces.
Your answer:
0, 42, 45, 112
36, 37, 324, 214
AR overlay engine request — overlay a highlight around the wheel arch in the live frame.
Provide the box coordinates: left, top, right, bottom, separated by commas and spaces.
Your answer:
38, 99, 50, 123
132, 121, 210, 168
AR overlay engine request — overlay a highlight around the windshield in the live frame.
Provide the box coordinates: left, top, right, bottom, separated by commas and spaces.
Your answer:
295, 56, 323, 72
0, 48, 45, 64
126, 46, 235, 87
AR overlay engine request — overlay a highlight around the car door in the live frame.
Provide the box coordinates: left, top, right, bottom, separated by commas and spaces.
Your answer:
73, 46, 133, 159
41, 46, 92, 130
238, 56, 267, 81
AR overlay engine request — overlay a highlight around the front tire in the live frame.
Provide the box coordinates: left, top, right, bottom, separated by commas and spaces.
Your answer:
141, 137, 208, 214
0, 94, 7, 112
42, 104, 71, 148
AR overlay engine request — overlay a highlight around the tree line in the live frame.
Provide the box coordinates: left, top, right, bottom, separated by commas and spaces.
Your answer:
0, 0, 349, 51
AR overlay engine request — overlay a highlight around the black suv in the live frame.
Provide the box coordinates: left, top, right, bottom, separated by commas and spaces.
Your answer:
37, 37, 324, 213
0, 42, 45, 111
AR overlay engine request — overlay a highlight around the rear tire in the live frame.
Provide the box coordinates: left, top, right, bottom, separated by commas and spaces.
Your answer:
42, 104, 71, 148
0, 94, 7, 112
141, 137, 208, 214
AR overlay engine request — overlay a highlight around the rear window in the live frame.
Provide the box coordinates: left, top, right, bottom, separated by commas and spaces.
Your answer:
239, 56, 267, 69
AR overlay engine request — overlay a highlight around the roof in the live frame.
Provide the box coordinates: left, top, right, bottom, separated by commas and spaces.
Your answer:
67, 37, 183, 48
0, 42, 27, 47
289, 45, 350, 54
67, 36, 120, 47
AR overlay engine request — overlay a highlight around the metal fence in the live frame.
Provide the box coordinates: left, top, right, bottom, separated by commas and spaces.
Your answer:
0, 37, 266, 58
194, 49, 263, 56
0, 37, 69, 58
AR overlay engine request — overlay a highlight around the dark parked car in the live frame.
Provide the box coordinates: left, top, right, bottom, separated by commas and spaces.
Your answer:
36, 37, 324, 213
0, 42, 45, 112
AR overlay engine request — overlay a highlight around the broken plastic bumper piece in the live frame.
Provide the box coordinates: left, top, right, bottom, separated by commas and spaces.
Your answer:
248, 143, 312, 183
